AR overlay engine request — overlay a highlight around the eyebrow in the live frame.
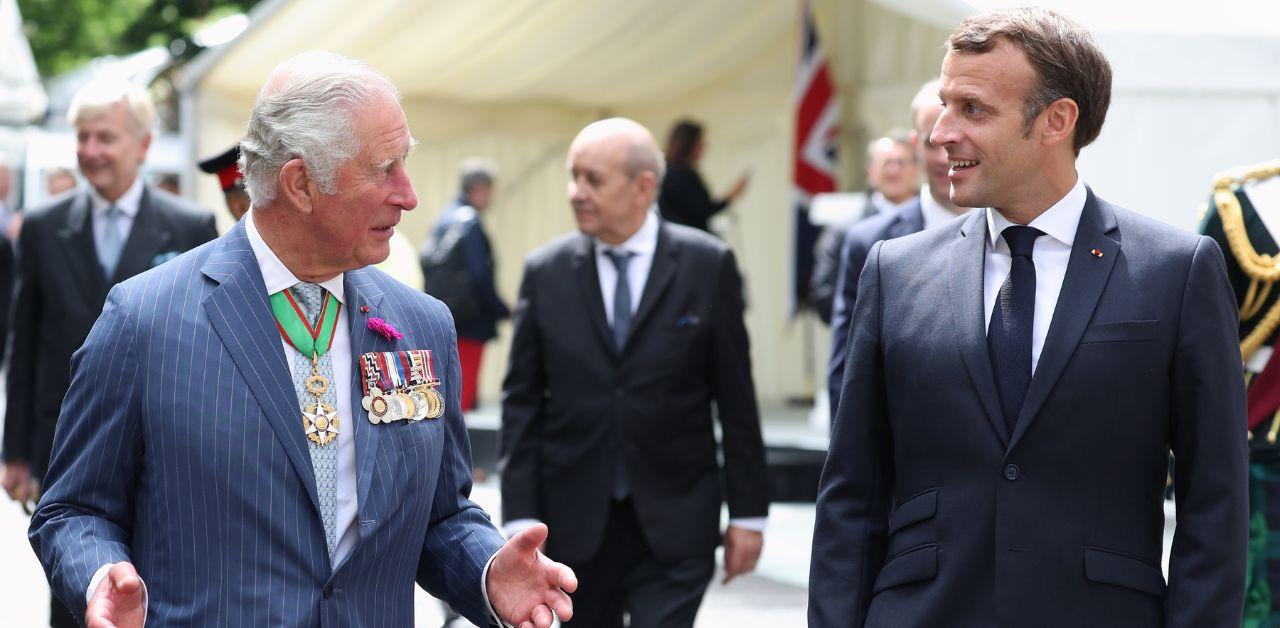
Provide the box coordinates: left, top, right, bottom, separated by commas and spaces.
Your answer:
375, 137, 418, 170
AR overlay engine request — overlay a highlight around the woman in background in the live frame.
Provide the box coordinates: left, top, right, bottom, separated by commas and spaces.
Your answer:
659, 119, 749, 233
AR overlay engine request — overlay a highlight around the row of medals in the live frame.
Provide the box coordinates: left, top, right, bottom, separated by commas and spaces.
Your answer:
301, 357, 447, 446
362, 383, 445, 424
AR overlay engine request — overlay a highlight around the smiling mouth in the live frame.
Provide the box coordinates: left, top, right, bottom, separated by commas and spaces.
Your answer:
950, 159, 979, 173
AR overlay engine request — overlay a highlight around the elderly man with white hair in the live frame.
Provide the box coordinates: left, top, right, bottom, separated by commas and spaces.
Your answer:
2, 78, 216, 628
29, 52, 574, 628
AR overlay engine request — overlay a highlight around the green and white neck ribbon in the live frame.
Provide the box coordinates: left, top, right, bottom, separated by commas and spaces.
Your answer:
271, 287, 341, 357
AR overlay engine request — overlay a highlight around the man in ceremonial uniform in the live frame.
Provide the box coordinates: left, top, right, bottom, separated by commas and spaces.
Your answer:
198, 144, 251, 221
1200, 159, 1280, 625
811, 8, 1247, 626
500, 118, 769, 627
30, 51, 574, 628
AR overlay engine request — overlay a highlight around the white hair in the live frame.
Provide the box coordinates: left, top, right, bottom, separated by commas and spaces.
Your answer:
239, 51, 400, 206
68, 78, 156, 138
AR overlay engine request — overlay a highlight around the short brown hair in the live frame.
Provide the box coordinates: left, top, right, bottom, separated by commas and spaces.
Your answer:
947, 7, 1111, 154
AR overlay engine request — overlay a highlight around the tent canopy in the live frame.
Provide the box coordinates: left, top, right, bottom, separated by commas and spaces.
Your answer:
185, 0, 964, 404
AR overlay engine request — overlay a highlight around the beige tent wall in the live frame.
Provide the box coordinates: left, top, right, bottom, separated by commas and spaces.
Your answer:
187, 0, 962, 406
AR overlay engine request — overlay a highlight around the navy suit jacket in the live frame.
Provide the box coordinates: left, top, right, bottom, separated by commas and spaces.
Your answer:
827, 199, 924, 416
30, 222, 504, 626
810, 191, 1248, 627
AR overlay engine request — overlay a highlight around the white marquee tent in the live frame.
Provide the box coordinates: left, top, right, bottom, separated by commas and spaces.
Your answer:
182, 0, 967, 404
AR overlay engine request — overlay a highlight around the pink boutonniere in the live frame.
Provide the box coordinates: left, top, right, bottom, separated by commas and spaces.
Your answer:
367, 317, 403, 341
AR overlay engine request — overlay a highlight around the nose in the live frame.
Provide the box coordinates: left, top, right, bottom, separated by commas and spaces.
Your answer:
391, 167, 418, 211
568, 177, 585, 203
929, 109, 958, 148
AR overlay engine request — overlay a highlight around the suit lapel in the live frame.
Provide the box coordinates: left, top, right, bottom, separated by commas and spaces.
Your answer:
948, 211, 1009, 447
200, 224, 322, 517
571, 236, 616, 354
344, 268, 386, 534
888, 199, 924, 239
626, 222, 679, 350
1008, 191, 1119, 450
112, 186, 172, 284
56, 192, 108, 303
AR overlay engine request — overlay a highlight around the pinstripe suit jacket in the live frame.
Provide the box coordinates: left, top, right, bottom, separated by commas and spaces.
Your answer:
29, 222, 505, 626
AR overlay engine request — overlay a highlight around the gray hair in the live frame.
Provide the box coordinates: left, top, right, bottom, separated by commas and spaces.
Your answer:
459, 157, 497, 194
239, 51, 400, 206
910, 79, 941, 125
68, 78, 156, 138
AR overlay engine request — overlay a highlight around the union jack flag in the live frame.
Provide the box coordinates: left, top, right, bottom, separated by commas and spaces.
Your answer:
792, 0, 840, 312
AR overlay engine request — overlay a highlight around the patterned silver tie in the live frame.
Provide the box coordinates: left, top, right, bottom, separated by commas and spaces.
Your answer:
99, 205, 124, 280
288, 282, 340, 560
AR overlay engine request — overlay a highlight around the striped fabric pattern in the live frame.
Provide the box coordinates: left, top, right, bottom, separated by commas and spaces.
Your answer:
29, 222, 505, 626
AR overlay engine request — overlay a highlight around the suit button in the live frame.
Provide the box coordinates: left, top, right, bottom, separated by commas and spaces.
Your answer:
1004, 464, 1021, 481
323, 584, 334, 598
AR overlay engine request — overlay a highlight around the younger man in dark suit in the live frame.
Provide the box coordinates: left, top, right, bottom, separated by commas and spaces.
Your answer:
500, 118, 769, 628
811, 8, 1247, 627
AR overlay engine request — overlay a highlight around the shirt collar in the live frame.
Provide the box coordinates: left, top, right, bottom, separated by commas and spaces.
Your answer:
986, 175, 1086, 250
244, 209, 346, 303
90, 176, 144, 218
595, 207, 659, 257
871, 191, 917, 215
919, 185, 956, 229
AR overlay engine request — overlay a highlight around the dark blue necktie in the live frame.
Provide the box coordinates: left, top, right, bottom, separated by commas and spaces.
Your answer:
604, 249, 635, 500
987, 225, 1043, 437
605, 249, 635, 352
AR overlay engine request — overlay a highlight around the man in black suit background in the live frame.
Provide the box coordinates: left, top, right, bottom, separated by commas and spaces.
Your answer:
826, 80, 969, 417
500, 118, 769, 627
1, 79, 216, 626
810, 8, 1247, 627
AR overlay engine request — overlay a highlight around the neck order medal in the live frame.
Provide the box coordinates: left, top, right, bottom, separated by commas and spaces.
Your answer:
271, 289, 342, 446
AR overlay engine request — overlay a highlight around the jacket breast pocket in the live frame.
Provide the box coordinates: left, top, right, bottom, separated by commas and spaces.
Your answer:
1083, 547, 1166, 597
1079, 320, 1158, 344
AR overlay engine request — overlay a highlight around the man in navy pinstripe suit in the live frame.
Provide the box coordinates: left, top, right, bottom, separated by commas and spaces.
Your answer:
29, 52, 574, 628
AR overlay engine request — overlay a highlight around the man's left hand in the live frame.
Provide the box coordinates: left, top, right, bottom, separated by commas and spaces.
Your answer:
486, 523, 576, 628
722, 525, 763, 584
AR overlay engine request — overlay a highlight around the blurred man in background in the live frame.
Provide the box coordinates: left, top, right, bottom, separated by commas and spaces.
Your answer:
422, 158, 509, 411
1, 78, 217, 628
827, 82, 970, 415
501, 118, 769, 628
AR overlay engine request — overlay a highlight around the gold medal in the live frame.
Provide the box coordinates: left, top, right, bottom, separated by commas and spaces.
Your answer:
301, 353, 339, 444
303, 401, 340, 446
425, 386, 445, 419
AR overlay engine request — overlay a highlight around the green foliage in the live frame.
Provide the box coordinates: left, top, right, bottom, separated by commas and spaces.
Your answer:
18, 0, 262, 78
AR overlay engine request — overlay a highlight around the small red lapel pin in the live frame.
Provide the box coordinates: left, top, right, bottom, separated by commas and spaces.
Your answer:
360, 305, 370, 313
1090, 248, 1104, 258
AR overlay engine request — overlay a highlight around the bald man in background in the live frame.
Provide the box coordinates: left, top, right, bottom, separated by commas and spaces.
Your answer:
500, 118, 770, 627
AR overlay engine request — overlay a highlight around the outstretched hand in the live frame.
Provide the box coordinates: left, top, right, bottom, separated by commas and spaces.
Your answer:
486, 523, 576, 628
86, 562, 145, 628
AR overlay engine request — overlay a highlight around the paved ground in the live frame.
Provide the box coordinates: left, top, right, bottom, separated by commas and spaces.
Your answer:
0, 477, 812, 627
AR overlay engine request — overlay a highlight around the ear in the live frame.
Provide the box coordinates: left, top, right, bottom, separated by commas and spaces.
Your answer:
277, 158, 317, 214
909, 129, 920, 151
137, 133, 153, 163
1040, 98, 1079, 149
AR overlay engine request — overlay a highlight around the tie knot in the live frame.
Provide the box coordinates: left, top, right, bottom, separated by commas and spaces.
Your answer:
106, 205, 122, 218
290, 283, 325, 323
604, 249, 634, 272
1002, 225, 1043, 258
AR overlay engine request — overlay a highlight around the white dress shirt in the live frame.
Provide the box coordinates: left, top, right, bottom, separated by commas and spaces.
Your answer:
245, 211, 361, 563
983, 176, 1087, 374
919, 185, 959, 231
90, 176, 144, 257
505, 208, 766, 537
869, 191, 916, 216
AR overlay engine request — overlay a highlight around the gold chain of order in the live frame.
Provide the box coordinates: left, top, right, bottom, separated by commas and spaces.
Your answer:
1213, 160, 1280, 362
